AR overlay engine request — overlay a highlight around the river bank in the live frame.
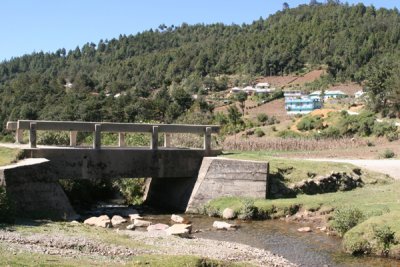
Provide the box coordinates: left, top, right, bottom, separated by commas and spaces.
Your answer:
0, 218, 295, 267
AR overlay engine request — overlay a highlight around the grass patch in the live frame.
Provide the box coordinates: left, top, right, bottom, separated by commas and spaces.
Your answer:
343, 211, 400, 257
0, 244, 101, 267
132, 255, 248, 267
221, 151, 389, 184
204, 182, 400, 220
0, 147, 21, 166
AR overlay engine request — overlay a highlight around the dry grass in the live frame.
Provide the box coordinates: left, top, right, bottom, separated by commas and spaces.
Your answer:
223, 137, 367, 151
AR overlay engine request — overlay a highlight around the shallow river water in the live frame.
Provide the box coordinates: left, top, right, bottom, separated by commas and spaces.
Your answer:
87, 205, 399, 267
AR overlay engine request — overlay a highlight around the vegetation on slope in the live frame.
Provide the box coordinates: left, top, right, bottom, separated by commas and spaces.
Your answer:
1, 2, 400, 134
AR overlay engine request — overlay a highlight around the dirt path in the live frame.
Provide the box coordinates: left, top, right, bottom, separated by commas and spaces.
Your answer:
307, 158, 400, 180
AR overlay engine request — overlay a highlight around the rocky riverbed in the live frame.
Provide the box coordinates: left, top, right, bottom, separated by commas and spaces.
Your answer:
0, 222, 296, 267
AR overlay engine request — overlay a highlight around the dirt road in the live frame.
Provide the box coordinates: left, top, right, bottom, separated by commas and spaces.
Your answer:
308, 159, 400, 180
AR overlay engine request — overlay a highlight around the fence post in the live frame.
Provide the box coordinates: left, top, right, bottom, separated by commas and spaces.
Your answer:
94, 124, 101, 149
151, 126, 158, 150
119, 132, 126, 147
29, 122, 37, 148
164, 133, 171, 148
70, 131, 77, 147
204, 127, 211, 154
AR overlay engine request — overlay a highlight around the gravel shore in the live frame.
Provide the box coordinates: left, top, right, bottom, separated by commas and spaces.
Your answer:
0, 227, 296, 266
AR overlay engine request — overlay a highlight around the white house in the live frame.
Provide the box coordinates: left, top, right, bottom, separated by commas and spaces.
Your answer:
230, 87, 242, 94
243, 86, 257, 95
255, 82, 270, 89
309, 90, 347, 100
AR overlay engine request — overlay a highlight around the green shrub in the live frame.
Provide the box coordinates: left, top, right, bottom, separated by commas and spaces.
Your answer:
366, 140, 375, 147
330, 207, 365, 236
386, 131, 399, 142
381, 149, 396, 159
297, 115, 324, 131
238, 199, 256, 220
276, 130, 302, 138
372, 224, 396, 254
113, 178, 146, 205
318, 126, 340, 138
257, 113, 268, 123
373, 122, 398, 141
254, 128, 265, 137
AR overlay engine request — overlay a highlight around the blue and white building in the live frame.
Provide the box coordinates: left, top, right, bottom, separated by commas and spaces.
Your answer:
284, 90, 322, 114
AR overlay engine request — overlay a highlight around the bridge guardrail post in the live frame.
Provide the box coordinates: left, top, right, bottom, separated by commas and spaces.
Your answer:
164, 133, 171, 148
204, 127, 211, 154
118, 132, 126, 147
16, 128, 23, 144
94, 124, 101, 149
29, 122, 37, 148
70, 131, 77, 147
151, 126, 158, 150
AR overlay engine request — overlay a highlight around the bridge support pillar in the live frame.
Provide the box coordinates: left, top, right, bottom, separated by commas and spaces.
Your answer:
94, 124, 101, 149
164, 133, 171, 147
29, 122, 37, 148
70, 131, 77, 147
16, 129, 23, 144
204, 127, 212, 155
118, 132, 126, 147
151, 126, 158, 150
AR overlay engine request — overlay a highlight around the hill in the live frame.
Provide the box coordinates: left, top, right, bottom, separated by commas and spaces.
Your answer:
1, 2, 400, 134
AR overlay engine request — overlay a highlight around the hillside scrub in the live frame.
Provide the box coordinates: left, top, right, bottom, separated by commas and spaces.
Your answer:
1, 3, 400, 133
291, 111, 399, 141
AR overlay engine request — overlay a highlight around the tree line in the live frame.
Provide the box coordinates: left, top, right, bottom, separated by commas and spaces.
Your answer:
1, 1, 400, 133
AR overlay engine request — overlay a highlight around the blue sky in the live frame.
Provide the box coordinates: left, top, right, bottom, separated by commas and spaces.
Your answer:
0, 0, 398, 61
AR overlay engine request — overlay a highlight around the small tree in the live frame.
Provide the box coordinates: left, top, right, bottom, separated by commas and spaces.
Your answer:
235, 91, 248, 117
282, 2, 290, 10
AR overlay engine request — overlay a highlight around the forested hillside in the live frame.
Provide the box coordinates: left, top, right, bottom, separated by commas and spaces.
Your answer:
1, 1, 400, 133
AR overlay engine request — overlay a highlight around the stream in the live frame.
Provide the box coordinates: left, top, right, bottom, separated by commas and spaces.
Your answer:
85, 204, 399, 267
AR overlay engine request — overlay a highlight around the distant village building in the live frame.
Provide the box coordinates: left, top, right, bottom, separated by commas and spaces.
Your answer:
284, 89, 321, 114
230, 87, 242, 94
285, 97, 322, 115
354, 90, 365, 98
243, 86, 257, 95
230, 82, 274, 96
255, 82, 270, 89
309, 90, 347, 100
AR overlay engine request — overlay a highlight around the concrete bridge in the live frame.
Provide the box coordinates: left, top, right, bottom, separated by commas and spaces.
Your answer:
1, 120, 269, 219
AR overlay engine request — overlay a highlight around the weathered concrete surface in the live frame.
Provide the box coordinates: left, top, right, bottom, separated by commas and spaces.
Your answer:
24, 148, 219, 180
144, 177, 198, 211
0, 159, 76, 219
186, 157, 269, 213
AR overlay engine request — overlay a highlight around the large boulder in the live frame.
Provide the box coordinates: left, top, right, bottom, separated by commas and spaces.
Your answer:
297, 227, 312, 233
133, 219, 152, 227
129, 214, 143, 221
171, 214, 185, 223
84, 215, 112, 228
213, 221, 238, 230
165, 224, 192, 237
111, 215, 127, 226
222, 208, 236, 219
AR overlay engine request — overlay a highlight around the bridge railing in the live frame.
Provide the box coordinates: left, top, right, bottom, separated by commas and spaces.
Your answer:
6, 120, 220, 152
